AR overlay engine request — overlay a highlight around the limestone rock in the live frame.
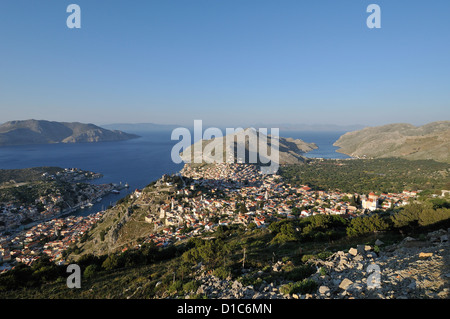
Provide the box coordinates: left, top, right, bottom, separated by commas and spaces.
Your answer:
319, 286, 330, 295
339, 278, 353, 290
419, 252, 433, 259
375, 239, 384, 246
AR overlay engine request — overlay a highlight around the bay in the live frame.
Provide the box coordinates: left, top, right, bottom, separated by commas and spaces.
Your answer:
0, 130, 348, 217
280, 130, 351, 159
0, 131, 183, 217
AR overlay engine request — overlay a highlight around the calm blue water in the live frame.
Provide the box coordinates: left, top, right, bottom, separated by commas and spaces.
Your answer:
280, 130, 351, 159
0, 130, 348, 216
0, 131, 183, 216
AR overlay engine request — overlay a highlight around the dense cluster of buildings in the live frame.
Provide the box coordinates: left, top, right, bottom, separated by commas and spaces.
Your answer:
43, 167, 103, 183
137, 163, 419, 249
0, 212, 104, 272
0, 163, 422, 271
0, 168, 115, 232
0, 168, 116, 272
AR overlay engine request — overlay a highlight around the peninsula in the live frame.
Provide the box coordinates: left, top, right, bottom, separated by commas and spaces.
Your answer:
0, 120, 139, 146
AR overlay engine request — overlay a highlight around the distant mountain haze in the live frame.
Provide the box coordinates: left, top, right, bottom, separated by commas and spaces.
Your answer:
333, 121, 450, 163
0, 120, 139, 146
99, 122, 366, 132
100, 123, 180, 132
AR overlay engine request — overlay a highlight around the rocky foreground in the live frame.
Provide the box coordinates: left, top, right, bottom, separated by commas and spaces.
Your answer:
188, 229, 449, 299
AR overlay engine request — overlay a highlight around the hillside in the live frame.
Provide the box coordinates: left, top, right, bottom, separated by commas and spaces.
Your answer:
280, 158, 450, 194
333, 121, 450, 163
2, 203, 449, 299
0, 167, 62, 184
0, 120, 139, 146
1, 159, 449, 300
74, 182, 175, 257
180, 127, 318, 165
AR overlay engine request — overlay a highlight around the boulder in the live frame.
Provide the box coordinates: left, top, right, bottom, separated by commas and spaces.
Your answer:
319, 286, 330, 295
348, 248, 358, 256
339, 278, 353, 290
403, 237, 416, 243
348, 282, 364, 292
366, 251, 378, 259
357, 245, 372, 255
407, 280, 417, 290
419, 252, 433, 259
272, 261, 283, 272
375, 239, 384, 246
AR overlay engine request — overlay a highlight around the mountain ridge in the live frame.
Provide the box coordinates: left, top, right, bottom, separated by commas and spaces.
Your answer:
180, 127, 318, 165
0, 119, 139, 146
333, 121, 450, 163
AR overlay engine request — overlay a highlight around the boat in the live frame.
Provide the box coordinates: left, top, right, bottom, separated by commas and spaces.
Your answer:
124, 182, 129, 188
111, 190, 120, 194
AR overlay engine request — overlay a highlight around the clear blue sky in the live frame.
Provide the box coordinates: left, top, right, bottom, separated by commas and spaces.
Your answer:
0, 0, 449, 127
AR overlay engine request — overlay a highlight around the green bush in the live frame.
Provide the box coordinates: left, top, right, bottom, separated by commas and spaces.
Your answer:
213, 266, 230, 280
346, 214, 389, 237
316, 251, 333, 260
418, 207, 450, 227
391, 202, 450, 229
83, 264, 99, 279
168, 280, 183, 294
280, 279, 318, 295
270, 222, 298, 244
285, 264, 316, 281
183, 280, 200, 293
102, 254, 120, 271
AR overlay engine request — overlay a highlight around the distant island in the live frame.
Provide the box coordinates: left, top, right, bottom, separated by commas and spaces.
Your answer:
333, 121, 450, 163
0, 119, 139, 146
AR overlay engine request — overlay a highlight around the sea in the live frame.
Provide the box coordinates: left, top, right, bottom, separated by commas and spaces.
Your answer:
0, 130, 349, 217
280, 130, 351, 160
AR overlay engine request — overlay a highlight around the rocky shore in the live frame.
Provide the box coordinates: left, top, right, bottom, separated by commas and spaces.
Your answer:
188, 229, 449, 299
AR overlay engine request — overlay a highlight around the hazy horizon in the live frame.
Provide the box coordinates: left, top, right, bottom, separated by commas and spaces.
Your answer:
1, 1, 449, 127
1, 119, 448, 132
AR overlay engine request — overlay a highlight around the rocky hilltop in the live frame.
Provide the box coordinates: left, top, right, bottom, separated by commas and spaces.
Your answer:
0, 119, 139, 146
333, 121, 450, 163
189, 229, 449, 299
180, 128, 318, 165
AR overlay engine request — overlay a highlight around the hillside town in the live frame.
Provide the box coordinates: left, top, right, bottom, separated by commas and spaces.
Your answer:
0, 168, 122, 272
135, 163, 420, 250
0, 212, 104, 273
0, 163, 425, 271
0, 168, 118, 232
